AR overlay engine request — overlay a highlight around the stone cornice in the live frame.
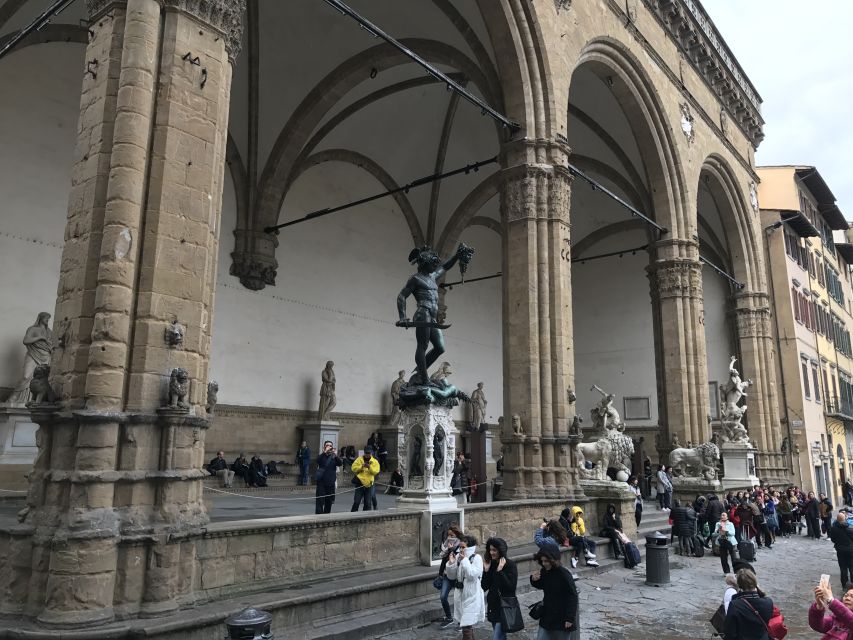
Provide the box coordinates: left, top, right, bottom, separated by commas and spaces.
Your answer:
641, 0, 764, 147
215, 404, 390, 426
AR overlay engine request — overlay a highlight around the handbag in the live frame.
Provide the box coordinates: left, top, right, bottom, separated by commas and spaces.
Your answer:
744, 598, 787, 639
499, 596, 525, 633
528, 601, 544, 620
709, 604, 725, 633
432, 575, 444, 590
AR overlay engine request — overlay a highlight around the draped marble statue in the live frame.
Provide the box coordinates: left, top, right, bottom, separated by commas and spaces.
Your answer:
9, 312, 54, 406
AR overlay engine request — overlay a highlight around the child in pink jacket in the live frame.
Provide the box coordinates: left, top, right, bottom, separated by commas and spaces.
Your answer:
810, 584, 853, 640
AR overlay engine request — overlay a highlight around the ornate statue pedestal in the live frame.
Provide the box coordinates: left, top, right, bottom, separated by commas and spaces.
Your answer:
0, 403, 38, 466
720, 442, 760, 491
671, 476, 722, 504
396, 403, 462, 566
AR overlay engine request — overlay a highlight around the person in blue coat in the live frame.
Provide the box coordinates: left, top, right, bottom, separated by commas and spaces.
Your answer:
314, 441, 342, 514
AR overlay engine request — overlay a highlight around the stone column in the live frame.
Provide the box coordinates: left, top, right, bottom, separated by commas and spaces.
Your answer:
499, 139, 579, 499
3, 0, 245, 627
648, 239, 710, 458
733, 291, 787, 484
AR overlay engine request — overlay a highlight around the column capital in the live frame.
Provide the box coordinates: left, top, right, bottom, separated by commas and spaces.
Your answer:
733, 306, 771, 339
87, 1, 247, 63
500, 162, 572, 224
647, 258, 702, 300
230, 228, 278, 290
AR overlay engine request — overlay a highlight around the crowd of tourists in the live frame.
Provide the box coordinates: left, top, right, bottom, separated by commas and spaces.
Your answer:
205, 450, 282, 488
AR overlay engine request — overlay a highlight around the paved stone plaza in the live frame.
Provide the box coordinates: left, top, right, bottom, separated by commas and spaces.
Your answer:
382, 533, 840, 640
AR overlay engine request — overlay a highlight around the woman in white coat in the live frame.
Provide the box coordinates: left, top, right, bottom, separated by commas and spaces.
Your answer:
445, 534, 486, 639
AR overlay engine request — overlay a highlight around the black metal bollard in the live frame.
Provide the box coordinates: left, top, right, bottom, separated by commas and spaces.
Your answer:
644, 531, 670, 586
224, 607, 274, 639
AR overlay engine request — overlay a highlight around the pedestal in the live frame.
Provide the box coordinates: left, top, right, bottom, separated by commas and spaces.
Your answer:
671, 476, 722, 504
0, 404, 38, 465
579, 479, 637, 540
396, 403, 462, 565
299, 421, 343, 469
720, 442, 760, 491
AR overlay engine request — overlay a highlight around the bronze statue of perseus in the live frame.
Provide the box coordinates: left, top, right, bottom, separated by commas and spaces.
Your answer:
396, 243, 474, 386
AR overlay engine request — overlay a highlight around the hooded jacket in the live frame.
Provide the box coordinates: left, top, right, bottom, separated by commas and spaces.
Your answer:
530, 546, 579, 632
829, 520, 853, 552
351, 454, 380, 487
705, 495, 724, 526
569, 506, 586, 537
480, 538, 518, 624
445, 545, 486, 627
672, 504, 697, 537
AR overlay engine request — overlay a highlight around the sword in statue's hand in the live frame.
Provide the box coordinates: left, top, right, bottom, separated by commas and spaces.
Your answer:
396, 319, 452, 330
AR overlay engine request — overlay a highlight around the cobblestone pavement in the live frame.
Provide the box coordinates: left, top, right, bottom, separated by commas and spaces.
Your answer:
379, 533, 842, 639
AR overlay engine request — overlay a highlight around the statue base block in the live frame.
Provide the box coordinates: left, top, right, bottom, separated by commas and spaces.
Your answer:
0, 404, 38, 465
579, 479, 637, 540
720, 442, 760, 491
395, 403, 461, 566
671, 476, 722, 503
299, 421, 343, 457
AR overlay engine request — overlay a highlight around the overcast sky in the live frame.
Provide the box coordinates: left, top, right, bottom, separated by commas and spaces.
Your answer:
705, 1, 852, 217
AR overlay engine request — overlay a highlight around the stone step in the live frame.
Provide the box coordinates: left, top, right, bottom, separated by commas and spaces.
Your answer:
293, 523, 669, 640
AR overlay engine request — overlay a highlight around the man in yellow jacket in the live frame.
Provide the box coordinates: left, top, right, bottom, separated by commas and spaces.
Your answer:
351, 446, 381, 511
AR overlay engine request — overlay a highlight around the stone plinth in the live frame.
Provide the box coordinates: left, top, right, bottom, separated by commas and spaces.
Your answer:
579, 479, 638, 540
720, 442, 760, 491
396, 403, 461, 565
0, 404, 38, 465
300, 421, 343, 457
671, 476, 722, 504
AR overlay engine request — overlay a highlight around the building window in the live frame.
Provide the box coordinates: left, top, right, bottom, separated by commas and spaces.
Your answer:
624, 397, 651, 420
813, 363, 822, 402
803, 359, 811, 398
708, 382, 719, 420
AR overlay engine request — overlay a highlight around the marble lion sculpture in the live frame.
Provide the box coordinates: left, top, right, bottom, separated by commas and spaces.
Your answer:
669, 442, 720, 480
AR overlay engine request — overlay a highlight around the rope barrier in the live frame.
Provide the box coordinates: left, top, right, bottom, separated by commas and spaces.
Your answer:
0, 489, 27, 493
203, 485, 359, 502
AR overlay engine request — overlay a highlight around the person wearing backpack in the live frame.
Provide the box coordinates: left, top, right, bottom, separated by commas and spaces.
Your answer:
481, 537, 519, 640
530, 545, 579, 639
724, 569, 774, 639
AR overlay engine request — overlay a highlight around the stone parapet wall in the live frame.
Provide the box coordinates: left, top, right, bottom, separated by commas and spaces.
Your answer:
192, 511, 422, 602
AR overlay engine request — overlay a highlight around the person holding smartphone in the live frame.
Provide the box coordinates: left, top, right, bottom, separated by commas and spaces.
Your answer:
716, 511, 737, 574
530, 544, 579, 639
810, 578, 853, 639
445, 535, 485, 640
314, 441, 342, 514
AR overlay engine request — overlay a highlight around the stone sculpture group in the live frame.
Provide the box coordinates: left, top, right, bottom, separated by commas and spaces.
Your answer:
574, 385, 635, 481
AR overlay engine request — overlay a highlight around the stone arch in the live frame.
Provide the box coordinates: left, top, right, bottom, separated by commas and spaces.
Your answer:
697, 154, 761, 290
436, 171, 501, 257
255, 39, 498, 233
290, 149, 425, 247
571, 37, 689, 240
0, 23, 87, 53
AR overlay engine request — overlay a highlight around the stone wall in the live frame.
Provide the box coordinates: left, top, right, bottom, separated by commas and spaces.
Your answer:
192, 511, 422, 602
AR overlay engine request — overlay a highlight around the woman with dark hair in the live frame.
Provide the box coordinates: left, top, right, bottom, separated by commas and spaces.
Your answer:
724, 569, 773, 639
600, 504, 624, 560
481, 537, 518, 640
445, 535, 485, 640
437, 525, 464, 629
535, 520, 570, 550
530, 545, 579, 639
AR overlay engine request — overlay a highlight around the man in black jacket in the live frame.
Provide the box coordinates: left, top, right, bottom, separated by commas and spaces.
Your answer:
704, 494, 724, 547
671, 500, 697, 555
829, 511, 853, 589
315, 441, 342, 514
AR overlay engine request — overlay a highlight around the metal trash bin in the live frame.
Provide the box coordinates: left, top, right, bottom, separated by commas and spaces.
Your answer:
644, 531, 670, 586
225, 607, 274, 640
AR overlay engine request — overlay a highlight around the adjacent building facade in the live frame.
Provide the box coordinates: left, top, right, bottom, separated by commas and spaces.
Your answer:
760, 166, 853, 501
